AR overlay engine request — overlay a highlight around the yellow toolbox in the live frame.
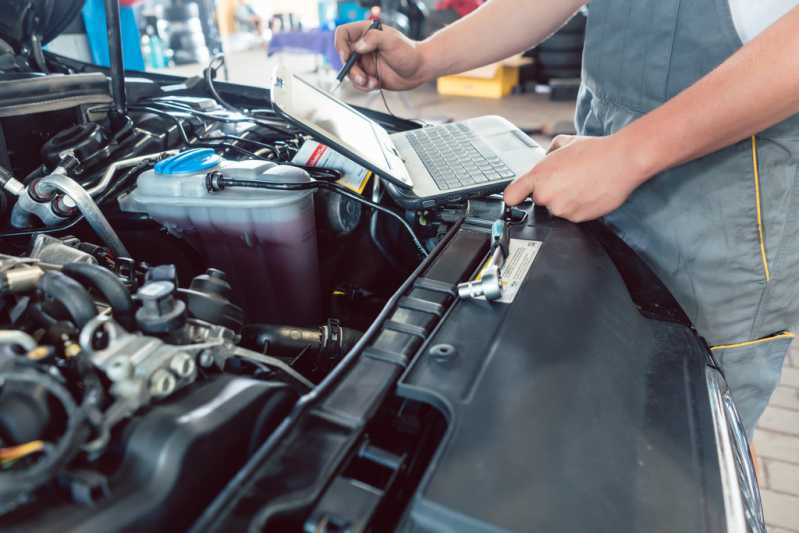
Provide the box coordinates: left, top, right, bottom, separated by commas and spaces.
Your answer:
436, 55, 531, 99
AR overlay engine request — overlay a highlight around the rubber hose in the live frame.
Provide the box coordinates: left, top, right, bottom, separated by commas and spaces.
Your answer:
0, 370, 83, 516
62, 263, 134, 330
37, 272, 97, 329
241, 324, 362, 359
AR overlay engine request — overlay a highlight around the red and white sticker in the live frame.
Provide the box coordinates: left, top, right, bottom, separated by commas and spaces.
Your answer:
292, 140, 372, 193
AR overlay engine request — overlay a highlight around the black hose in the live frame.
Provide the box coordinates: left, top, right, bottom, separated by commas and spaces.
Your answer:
204, 55, 238, 113
37, 272, 97, 329
241, 323, 362, 359
0, 165, 17, 188
0, 370, 84, 516
61, 263, 134, 330
208, 175, 429, 258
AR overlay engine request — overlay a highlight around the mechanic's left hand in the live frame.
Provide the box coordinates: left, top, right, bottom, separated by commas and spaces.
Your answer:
503, 134, 651, 222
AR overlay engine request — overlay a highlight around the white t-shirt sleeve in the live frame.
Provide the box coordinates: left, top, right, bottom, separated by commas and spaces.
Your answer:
728, 0, 799, 43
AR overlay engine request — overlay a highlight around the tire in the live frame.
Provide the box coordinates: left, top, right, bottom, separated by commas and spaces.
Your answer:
559, 13, 587, 34
537, 51, 583, 69
538, 66, 582, 80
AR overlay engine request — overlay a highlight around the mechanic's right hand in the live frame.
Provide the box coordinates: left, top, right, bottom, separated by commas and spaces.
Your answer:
334, 21, 429, 92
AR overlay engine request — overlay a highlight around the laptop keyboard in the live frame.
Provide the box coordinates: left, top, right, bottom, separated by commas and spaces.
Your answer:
405, 124, 516, 191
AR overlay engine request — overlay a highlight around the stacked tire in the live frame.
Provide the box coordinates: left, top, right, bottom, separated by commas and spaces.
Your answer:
534, 11, 586, 83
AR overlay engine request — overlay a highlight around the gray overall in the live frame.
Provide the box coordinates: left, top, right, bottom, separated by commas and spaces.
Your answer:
577, 0, 799, 434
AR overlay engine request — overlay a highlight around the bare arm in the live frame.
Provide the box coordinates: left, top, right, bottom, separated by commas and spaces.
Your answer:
417, 0, 588, 80
334, 0, 587, 91
504, 6, 799, 222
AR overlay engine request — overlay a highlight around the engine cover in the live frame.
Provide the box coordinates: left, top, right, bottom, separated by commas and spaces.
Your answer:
1, 375, 296, 533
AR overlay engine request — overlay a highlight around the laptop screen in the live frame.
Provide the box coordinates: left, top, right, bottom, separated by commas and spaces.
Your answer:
271, 69, 413, 188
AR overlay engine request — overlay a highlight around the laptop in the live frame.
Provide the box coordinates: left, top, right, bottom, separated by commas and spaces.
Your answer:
270, 65, 546, 209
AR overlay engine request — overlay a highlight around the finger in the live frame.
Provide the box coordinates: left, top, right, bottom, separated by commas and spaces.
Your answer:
503, 173, 536, 206
547, 134, 576, 154
352, 75, 379, 92
347, 61, 369, 87
334, 22, 371, 60
353, 26, 388, 55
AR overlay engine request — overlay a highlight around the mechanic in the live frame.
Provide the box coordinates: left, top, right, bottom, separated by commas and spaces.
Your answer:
335, 1, 799, 435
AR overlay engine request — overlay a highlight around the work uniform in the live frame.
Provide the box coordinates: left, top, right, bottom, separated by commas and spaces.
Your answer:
576, 0, 799, 434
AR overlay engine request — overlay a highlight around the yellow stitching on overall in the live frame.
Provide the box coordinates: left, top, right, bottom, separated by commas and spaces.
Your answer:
710, 331, 795, 352
752, 136, 771, 282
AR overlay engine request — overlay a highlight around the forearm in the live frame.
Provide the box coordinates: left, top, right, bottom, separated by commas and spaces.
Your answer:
620, 6, 799, 180
417, 0, 588, 81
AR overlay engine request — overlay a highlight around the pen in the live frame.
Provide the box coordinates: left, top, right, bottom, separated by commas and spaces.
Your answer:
334, 19, 383, 91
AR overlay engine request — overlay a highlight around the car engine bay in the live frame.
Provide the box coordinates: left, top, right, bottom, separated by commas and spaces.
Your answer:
0, 29, 469, 529
0, 3, 764, 532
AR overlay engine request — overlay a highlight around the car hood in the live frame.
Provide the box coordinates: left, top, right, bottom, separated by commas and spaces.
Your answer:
0, 0, 84, 49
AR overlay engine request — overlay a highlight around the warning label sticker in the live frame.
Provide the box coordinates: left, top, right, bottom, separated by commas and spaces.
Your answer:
479, 238, 542, 304
292, 140, 372, 193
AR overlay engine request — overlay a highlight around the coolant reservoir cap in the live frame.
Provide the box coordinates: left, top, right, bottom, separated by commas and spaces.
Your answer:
154, 148, 221, 175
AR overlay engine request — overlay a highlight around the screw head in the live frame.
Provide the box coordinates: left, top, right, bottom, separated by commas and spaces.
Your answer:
198, 350, 215, 368
429, 344, 457, 363
149, 368, 177, 397
106, 356, 132, 381
169, 352, 196, 379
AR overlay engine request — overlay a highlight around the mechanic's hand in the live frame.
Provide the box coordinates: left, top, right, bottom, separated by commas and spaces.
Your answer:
334, 21, 429, 92
503, 134, 650, 222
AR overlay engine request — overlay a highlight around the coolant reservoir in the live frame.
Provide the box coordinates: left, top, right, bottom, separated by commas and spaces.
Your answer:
120, 149, 320, 326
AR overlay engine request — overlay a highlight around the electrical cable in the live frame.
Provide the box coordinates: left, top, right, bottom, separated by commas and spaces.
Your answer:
206, 173, 428, 258
203, 54, 238, 113
147, 99, 292, 135
0, 441, 45, 464
128, 105, 191, 144
369, 177, 404, 271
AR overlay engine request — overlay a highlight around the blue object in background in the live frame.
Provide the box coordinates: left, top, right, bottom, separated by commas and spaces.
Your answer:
335, 2, 369, 25
82, 0, 145, 71
318, 0, 338, 31
154, 149, 221, 175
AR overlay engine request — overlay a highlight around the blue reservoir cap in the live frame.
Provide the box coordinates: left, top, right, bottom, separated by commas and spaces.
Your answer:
154, 148, 221, 175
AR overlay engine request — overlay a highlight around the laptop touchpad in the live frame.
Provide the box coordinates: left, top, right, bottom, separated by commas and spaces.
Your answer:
487, 130, 533, 151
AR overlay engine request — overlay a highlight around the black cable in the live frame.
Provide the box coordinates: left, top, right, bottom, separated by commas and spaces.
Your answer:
128, 105, 191, 144
203, 134, 276, 152
204, 54, 238, 113
207, 174, 428, 258
147, 100, 293, 135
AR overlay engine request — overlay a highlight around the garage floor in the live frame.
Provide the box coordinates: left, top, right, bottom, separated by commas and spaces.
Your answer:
162, 47, 799, 532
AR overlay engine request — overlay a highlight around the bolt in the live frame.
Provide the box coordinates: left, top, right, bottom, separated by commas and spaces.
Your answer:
206, 268, 226, 280
198, 350, 215, 368
429, 344, 457, 364
106, 356, 132, 381
149, 368, 177, 397
169, 352, 196, 379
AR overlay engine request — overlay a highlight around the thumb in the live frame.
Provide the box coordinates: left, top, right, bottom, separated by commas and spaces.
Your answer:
503, 173, 535, 206
547, 134, 577, 154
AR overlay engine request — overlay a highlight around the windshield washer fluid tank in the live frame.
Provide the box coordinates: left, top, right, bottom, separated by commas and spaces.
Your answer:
120, 151, 320, 326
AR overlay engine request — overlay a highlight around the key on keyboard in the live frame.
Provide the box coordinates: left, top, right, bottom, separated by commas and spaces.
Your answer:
406, 124, 516, 190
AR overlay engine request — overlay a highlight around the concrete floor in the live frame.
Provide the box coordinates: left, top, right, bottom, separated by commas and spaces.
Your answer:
160, 48, 799, 532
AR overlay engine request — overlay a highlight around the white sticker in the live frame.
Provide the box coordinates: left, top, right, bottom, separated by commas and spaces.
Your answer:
477, 238, 542, 304
292, 140, 372, 193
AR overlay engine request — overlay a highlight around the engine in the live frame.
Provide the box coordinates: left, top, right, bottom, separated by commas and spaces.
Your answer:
0, 51, 447, 531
